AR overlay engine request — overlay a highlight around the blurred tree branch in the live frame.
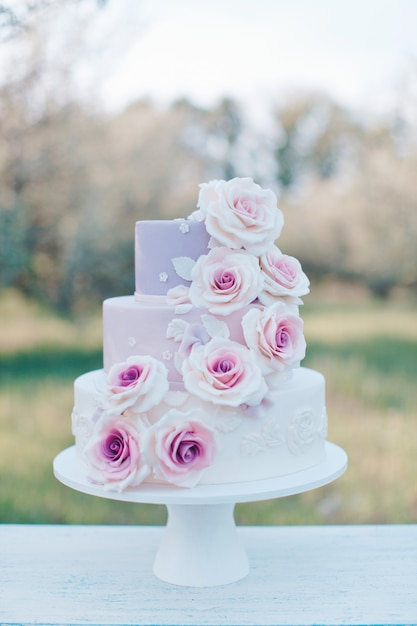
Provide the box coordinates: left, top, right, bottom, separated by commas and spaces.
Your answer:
0, 0, 106, 41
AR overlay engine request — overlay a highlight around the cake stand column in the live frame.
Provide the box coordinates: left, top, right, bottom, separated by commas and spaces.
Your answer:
153, 502, 249, 587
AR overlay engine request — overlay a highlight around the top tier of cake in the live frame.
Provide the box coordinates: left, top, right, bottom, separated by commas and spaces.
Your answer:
135, 220, 210, 296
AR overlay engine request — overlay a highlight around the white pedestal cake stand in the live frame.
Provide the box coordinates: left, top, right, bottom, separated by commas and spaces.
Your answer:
53, 442, 347, 587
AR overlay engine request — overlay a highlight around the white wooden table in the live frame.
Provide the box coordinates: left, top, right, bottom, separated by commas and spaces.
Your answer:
1, 524, 416, 625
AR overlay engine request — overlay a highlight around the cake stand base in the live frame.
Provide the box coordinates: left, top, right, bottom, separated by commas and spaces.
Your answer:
53, 442, 347, 587
154, 503, 249, 586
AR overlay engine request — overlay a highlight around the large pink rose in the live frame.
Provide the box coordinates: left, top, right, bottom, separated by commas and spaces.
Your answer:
242, 302, 306, 378
196, 177, 283, 255
259, 245, 310, 306
145, 409, 216, 487
182, 336, 267, 407
82, 417, 149, 492
104, 355, 169, 414
188, 246, 264, 315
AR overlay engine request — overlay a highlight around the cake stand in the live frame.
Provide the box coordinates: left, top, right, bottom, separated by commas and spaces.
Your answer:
53, 442, 347, 587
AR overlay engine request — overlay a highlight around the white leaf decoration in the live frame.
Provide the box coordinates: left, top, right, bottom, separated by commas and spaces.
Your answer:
175, 303, 193, 315
166, 318, 188, 342
262, 417, 284, 448
172, 256, 195, 281
201, 314, 230, 339
215, 414, 242, 433
241, 433, 266, 458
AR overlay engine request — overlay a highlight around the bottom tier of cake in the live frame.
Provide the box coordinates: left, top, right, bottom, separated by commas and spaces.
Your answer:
71, 367, 328, 490
72, 368, 327, 491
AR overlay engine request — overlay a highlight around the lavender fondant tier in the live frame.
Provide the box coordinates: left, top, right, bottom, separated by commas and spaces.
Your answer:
72, 367, 327, 485
135, 220, 210, 295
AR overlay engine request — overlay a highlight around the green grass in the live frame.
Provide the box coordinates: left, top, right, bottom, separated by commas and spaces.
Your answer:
0, 288, 416, 525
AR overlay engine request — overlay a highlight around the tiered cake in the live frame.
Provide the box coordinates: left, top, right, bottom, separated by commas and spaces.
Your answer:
72, 177, 328, 492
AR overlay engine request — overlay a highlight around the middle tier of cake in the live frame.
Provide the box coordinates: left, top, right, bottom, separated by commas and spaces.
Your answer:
103, 295, 262, 388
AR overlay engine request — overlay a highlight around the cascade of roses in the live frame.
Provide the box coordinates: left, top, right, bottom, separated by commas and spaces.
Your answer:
168, 177, 309, 313
81, 176, 310, 491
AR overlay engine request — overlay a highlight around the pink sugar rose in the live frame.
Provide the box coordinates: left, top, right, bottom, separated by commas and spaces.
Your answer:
242, 302, 306, 378
259, 245, 310, 306
182, 336, 267, 407
105, 355, 169, 414
188, 246, 264, 315
196, 177, 284, 255
83, 417, 150, 492
145, 409, 217, 487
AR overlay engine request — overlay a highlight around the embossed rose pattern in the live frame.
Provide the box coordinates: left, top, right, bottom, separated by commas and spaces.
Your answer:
287, 409, 318, 455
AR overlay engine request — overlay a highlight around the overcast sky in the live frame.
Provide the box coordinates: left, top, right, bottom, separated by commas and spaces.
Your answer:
84, 0, 416, 120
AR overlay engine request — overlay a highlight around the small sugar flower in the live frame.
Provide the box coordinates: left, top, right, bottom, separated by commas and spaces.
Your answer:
179, 221, 190, 234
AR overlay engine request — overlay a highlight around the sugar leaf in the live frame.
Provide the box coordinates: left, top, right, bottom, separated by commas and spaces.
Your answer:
172, 256, 195, 281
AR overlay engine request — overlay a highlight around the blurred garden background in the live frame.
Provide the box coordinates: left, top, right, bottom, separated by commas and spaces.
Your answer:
0, 0, 416, 526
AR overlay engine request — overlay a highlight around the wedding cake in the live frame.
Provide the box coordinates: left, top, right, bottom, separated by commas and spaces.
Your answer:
71, 177, 328, 492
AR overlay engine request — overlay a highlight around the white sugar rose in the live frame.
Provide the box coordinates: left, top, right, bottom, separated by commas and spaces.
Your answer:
197, 177, 284, 255
103, 355, 169, 415
259, 245, 310, 306
181, 336, 267, 407
189, 246, 264, 315
242, 302, 306, 378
